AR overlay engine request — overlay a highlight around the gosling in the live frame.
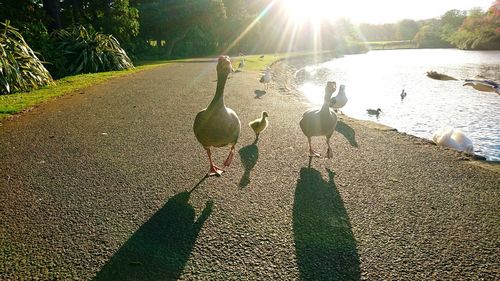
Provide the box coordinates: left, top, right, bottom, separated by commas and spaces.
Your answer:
249, 111, 269, 144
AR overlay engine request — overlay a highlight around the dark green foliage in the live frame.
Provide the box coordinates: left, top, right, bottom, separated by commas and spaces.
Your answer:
447, 7, 500, 50
53, 26, 134, 75
0, 21, 53, 94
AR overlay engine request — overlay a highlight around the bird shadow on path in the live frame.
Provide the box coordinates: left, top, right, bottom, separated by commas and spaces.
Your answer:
336, 120, 358, 148
293, 167, 360, 280
92, 187, 213, 281
254, 90, 266, 99
238, 143, 259, 187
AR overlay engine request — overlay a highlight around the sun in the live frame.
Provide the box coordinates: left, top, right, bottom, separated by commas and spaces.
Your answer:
282, 0, 340, 23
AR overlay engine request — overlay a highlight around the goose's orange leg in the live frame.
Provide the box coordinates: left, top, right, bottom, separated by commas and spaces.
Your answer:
308, 137, 321, 157
224, 144, 236, 167
326, 136, 333, 159
206, 148, 224, 177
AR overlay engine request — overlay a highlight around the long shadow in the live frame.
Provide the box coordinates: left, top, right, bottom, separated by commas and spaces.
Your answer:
254, 90, 267, 99
336, 120, 358, 147
93, 189, 213, 281
238, 144, 259, 187
293, 168, 360, 280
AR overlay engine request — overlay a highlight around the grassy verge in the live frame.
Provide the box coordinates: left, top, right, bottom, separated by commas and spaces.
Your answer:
367, 40, 417, 50
0, 61, 172, 120
234, 50, 338, 72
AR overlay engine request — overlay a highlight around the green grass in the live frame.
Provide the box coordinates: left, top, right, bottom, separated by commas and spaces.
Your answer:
234, 50, 337, 72
0, 61, 171, 120
366, 40, 417, 50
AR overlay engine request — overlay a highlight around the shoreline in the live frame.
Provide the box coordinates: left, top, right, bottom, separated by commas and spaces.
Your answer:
269, 55, 500, 172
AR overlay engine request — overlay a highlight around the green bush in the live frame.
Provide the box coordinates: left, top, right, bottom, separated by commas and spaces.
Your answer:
53, 26, 134, 76
0, 21, 53, 95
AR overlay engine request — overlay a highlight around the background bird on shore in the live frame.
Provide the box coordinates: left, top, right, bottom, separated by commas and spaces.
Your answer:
249, 111, 269, 144
193, 56, 241, 176
463, 79, 499, 94
400, 89, 407, 100
367, 108, 382, 118
299, 81, 338, 158
329, 84, 347, 113
260, 68, 272, 90
238, 57, 245, 70
433, 126, 474, 154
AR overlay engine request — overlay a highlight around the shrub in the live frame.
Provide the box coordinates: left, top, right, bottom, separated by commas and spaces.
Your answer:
0, 20, 53, 94
53, 26, 134, 76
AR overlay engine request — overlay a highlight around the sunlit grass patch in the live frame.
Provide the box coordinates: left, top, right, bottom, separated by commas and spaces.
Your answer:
233, 50, 336, 72
367, 40, 416, 50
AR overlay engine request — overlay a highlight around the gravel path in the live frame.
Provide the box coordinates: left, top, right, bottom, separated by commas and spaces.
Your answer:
1, 59, 499, 280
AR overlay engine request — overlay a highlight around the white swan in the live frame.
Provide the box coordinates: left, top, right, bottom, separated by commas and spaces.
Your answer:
329, 84, 347, 113
193, 56, 241, 176
432, 127, 474, 154
299, 81, 338, 158
249, 111, 269, 143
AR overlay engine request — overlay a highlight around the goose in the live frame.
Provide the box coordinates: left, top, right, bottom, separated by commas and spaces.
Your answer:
260, 68, 272, 90
400, 89, 407, 100
463, 79, 500, 94
426, 70, 457, 81
193, 56, 241, 176
249, 111, 269, 144
299, 81, 338, 158
432, 126, 474, 154
329, 84, 347, 113
238, 57, 245, 70
367, 108, 382, 118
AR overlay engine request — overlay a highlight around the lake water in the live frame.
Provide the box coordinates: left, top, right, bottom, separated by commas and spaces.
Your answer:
297, 49, 500, 161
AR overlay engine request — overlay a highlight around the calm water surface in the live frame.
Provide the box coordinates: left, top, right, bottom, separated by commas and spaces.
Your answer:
298, 49, 500, 161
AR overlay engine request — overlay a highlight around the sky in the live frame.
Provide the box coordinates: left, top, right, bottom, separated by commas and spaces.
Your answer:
337, 0, 495, 24
281, 0, 495, 24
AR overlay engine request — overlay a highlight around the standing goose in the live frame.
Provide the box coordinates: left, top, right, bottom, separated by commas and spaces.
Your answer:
299, 81, 338, 158
260, 68, 272, 90
193, 56, 241, 176
329, 84, 347, 113
249, 111, 269, 144
238, 57, 245, 70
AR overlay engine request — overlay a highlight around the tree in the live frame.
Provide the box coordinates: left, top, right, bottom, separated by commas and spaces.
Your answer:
413, 19, 451, 48
137, 0, 226, 57
447, 5, 500, 50
440, 9, 467, 41
395, 19, 419, 40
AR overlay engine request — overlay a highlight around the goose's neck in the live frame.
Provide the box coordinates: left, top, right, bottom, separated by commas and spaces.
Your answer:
321, 91, 332, 111
209, 72, 229, 108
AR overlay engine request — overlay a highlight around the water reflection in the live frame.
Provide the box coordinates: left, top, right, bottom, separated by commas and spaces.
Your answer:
298, 49, 500, 161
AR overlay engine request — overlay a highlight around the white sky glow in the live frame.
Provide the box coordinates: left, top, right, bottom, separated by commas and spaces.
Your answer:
282, 0, 494, 24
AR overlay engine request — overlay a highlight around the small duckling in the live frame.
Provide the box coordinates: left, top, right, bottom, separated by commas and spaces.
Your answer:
249, 111, 269, 143
367, 108, 382, 117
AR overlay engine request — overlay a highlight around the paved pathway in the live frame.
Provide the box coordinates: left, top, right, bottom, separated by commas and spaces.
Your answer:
1, 60, 499, 280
